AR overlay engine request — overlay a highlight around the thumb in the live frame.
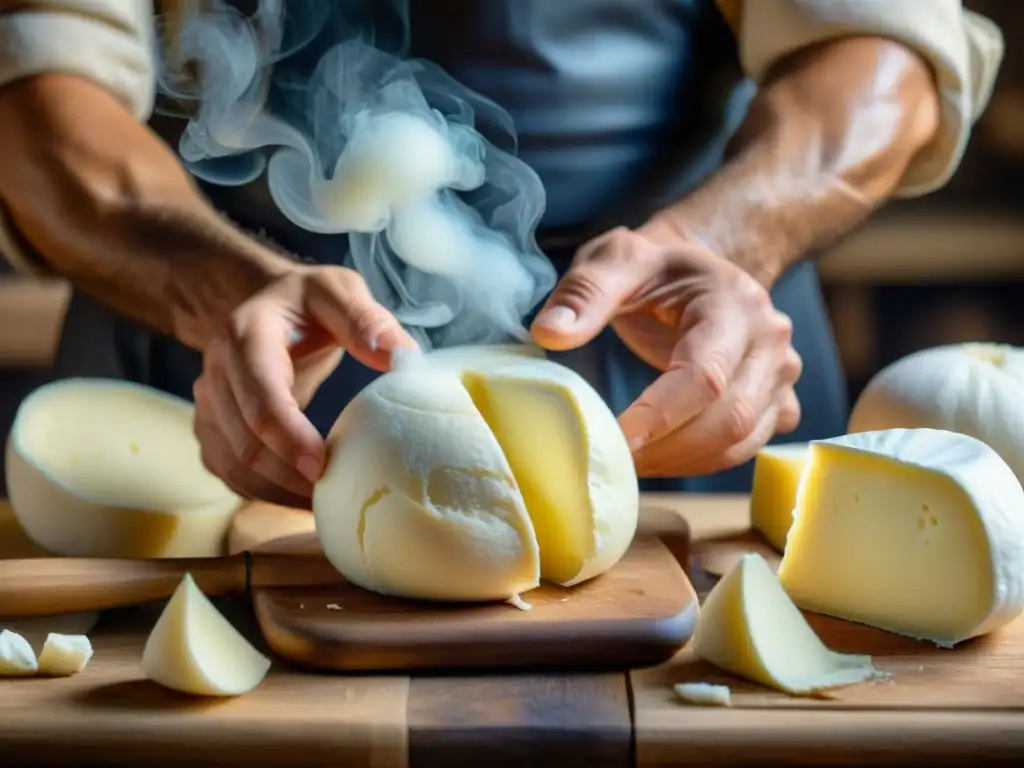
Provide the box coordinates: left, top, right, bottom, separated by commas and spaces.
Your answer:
306, 269, 419, 373
531, 232, 653, 350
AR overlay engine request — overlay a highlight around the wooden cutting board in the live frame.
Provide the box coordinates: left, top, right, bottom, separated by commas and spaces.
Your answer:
0, 499, 100, 641
632, 493, 1024, 767
228, 503, 699, 673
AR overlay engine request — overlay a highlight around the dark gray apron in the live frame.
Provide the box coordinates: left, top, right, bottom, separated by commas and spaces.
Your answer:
52, 0, 847, 492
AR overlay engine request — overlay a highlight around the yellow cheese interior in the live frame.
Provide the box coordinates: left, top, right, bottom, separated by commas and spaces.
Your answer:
462, 372, 593, 585
14, 383, 233, 509
142, 574, 271, 697
779, 445, 995, 644
750, 444, 808, 552
696, 553, 878, 695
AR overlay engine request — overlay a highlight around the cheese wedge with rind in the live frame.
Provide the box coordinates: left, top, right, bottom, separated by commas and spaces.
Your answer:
37, 633, 93, 676
142, 574, 271, 697
750, 443, 809, 552
0, 629, 37, 676
6, 379, 240, 558
779, 428, 1024, 647
695, 553, 879, 695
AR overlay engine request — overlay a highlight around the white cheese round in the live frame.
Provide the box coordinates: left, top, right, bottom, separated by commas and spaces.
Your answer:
6, 379, 241, 558
849, 343, 1024, 483
313, 345, 640, 602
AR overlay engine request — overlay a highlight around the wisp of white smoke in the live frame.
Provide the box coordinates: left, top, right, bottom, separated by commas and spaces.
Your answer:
154, 0, 556, 349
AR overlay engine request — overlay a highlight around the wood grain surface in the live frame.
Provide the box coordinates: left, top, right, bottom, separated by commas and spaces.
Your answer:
632, 493, 1024, 767
3, 494, 1024, 767
246, 524, 697, 673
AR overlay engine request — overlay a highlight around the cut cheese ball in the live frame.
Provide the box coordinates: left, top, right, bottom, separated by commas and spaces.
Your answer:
0, 629, 37, 676
37, 633, 93, 676
6, 378, 241, 558
673, 682, 732, 707
849, 343, 1024, 485
695, 553, 879, 695
779, 428, 1024, 647
313, 344, 639, 602
142, 573, 271, 697
750, 443, 809, 552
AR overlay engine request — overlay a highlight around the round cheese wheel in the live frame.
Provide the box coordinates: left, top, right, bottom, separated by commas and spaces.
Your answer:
6, 378, 241, 558
849, 343, 1024, 482
313, 344, 639, 603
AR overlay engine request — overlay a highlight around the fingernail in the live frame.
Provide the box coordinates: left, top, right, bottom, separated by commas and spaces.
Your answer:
628, 434, 648, 452
535, 306, 577, 331
297, 455, 322, 483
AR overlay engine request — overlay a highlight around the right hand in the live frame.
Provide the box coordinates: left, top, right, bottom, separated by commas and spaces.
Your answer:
193, 264, 418, 509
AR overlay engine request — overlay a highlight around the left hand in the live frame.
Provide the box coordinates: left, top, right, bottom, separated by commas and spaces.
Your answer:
530, 227, 803, 477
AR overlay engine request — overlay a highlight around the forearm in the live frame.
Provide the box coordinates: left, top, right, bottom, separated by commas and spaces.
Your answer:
641, 36, 942, 287
0, 74, 292, 350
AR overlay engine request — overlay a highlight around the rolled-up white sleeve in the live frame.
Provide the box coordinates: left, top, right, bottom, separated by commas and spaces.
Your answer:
0, 0, 156, 275
732, 0, 1004, 197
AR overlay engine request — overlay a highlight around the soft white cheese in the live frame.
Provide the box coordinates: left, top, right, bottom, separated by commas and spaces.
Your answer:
849, 343, 1024, 484
313, 344, 639, 602
6, 379, 240, 558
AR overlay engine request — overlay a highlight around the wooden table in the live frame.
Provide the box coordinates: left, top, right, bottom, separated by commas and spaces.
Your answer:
2, 494, 1023, 768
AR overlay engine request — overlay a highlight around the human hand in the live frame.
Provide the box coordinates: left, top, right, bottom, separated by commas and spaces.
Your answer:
531, 227, 802, 476
193, 264, 418, 508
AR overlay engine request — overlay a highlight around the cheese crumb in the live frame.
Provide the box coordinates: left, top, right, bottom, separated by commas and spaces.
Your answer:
674, 682, 732, 707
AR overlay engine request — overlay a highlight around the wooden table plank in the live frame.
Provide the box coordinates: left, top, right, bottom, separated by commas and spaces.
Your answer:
631, 494, 1024, 767
407, 674, 633, 768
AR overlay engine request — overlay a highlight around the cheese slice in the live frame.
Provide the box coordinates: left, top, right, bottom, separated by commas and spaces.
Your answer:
673, 682, 732, 707
142, 574, 271, 697
695, 553, 879, 695
313, 344, 639, 602
6, 379, 240, 558
779, 428, 1024, 647
37, 633, 93, 676
0, 629, 37, 676
750, 443, 809, 552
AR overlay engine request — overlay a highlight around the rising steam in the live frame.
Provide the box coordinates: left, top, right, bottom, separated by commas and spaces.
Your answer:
154, 0, 555, 349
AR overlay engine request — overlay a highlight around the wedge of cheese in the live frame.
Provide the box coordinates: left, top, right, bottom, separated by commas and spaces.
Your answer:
0, 629, 37, 676
6, 379, 241, 558
779, 429, 1024, 647
849, 343, 1024, 486
313, 344, 639, 602
37, 633, 93, 676
142, 574, 271, 697
695, 553, 879, 695
750, 443, 809, 552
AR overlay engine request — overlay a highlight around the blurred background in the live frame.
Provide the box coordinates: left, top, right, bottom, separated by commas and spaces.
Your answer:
0, 0, 1021, 482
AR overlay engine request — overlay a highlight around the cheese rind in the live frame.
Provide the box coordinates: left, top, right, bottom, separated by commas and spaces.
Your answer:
142, 574, 271, 697
779, 428, 1024, 647
0, 629, 38, 676
695, 553, 878, 695
6, 379, 240, 558
750, 443, 809, 552
849, 343, 1024, 484
313, 344, 639, 602
37, 633, 93, 676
